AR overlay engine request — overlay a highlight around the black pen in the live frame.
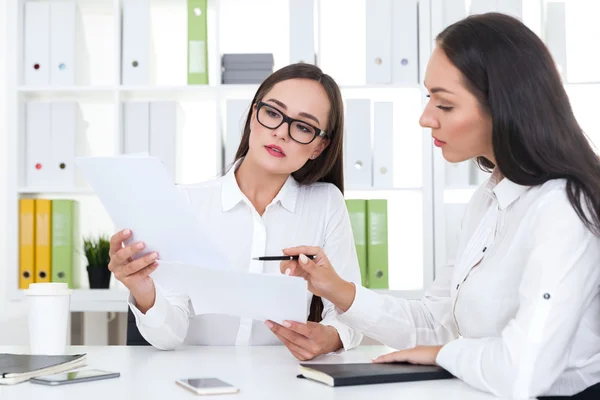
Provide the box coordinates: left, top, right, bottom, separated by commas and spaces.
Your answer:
252, 255, 317, 261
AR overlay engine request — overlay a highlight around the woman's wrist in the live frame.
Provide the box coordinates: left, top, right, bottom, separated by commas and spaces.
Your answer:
329, 279, 356, 313
131, 281, 156, 314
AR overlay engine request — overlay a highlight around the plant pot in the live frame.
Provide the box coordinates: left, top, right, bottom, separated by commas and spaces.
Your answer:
87, 266, 112, 289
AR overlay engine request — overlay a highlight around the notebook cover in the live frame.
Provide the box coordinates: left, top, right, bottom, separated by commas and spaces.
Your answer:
299, 362, 454, 387
0, 353, 85, 377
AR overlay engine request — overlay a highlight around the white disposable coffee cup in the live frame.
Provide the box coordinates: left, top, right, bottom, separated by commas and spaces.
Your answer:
25, 283, 72, 355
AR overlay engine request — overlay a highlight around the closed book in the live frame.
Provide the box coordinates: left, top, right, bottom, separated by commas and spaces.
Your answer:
19, 199, 36, 290
298, 363, 453, 387
25, 101, 52, 188
123, 101, 150, 154
345, 199, 368, 286
222, 69, 271, 82
149, 101, 183, 182
51, 200, 78, 288
187, 0, 208, 85
222, 78, 266, 85
24, 2, 50, 85
121, 0, 151, 85
222, 60, 273, 71
222, 53, 274, 69
34, 199, 52, 283
221, 61, 274, 71
366, 199, 389, 289
0, 353, 87, 385
289, 0, 315, 64
344, 99, 372, 189
50, 1, 76, 85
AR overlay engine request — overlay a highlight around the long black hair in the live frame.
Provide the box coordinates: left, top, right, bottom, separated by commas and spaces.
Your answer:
438, 12, 600, 236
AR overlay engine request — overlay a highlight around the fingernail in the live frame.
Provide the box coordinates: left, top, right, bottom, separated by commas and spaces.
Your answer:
148, 252, 158, 261
284, 268, 291, 276
299, 254, 308, 264
136, 242, 145, 250
123, 229, 131, 235
264, 321, 273, 329
283, 321, 292, 328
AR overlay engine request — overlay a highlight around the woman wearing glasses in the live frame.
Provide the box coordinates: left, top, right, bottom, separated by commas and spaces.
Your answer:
282, 13, 600, 399
107, 63, 363, 360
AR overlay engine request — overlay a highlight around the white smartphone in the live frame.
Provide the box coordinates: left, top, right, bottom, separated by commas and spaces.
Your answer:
176, 377, 239, 395
30, 369, 120, 386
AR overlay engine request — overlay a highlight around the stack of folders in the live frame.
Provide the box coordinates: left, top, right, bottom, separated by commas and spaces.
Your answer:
221, 54, 274, 84
24, 1, 83, 86
25, 101, 82, 191
18, 199, 80, 290
345, 200, 389, 289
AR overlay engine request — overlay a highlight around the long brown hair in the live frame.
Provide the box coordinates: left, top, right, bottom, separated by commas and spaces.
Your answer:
234, 63, 346, 322
437, 13, 600, 236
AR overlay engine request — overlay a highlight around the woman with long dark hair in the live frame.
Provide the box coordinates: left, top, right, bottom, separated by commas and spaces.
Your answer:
108, 63, 363, 360
281, 13, 600, 398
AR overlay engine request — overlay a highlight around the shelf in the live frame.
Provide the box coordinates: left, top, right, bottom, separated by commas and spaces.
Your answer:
119, 85, 214, 92
18, 86, 116, 93
217, 84, 261, 90
4, 0, 439, 319
17, 86, 117, 101
11, 288, 129, 313
16, 83, 423, 92
118, 84, 259, 100
345, 187, 423, 200
18, 187, 96, 195
15, 83, 423, 101
340, 83, 421, 90
372, 289, 424, 299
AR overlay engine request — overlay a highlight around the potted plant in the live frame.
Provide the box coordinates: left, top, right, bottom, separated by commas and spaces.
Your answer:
83, 235, 112, 289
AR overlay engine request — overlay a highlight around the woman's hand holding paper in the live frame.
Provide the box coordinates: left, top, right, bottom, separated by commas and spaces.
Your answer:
264, 320, 342, 361
108, 229, 160, 313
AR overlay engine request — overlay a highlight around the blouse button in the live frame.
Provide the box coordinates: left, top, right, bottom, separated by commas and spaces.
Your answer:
543, 293, 551, 300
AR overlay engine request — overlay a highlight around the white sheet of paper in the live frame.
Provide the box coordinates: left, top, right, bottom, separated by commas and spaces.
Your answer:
74, 155, 230, 269
153, 262, 309, 324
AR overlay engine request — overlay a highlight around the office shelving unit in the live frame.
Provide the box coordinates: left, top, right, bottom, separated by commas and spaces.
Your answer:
6, 0, 599, 313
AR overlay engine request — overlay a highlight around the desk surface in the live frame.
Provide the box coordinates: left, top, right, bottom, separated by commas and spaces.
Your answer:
0, 345, 501, 400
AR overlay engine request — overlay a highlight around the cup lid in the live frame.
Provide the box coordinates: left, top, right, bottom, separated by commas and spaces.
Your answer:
25, 283, 72, 296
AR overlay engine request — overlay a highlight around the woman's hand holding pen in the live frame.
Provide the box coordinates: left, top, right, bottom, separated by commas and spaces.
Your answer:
280, 246, 356, 313
108, 229, 159, 313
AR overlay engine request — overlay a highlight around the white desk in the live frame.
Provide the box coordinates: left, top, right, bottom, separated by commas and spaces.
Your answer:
0, 345, 501, 399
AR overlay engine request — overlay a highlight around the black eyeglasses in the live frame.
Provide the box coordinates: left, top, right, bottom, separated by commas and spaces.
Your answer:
256, 101, 329, 145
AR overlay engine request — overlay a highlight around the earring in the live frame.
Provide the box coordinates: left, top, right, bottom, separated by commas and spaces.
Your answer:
310, 155, 316, 160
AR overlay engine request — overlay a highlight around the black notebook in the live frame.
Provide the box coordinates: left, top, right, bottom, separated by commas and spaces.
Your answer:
0, 353, 87, 385
298, 362, 454, 387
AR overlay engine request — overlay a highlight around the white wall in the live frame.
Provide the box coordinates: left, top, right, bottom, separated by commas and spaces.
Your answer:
0, 1, 29, 346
